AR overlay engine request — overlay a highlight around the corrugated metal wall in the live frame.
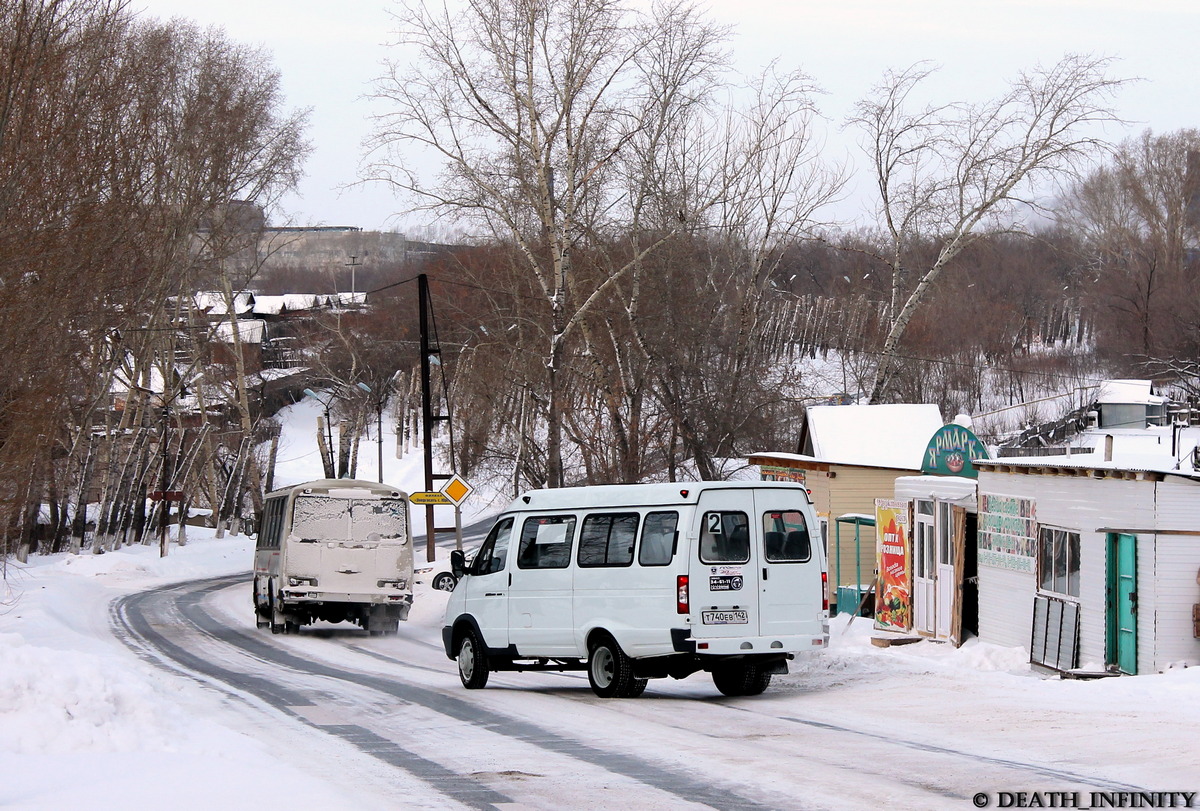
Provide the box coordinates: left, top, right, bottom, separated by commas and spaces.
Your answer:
1150, 479, 1200, 671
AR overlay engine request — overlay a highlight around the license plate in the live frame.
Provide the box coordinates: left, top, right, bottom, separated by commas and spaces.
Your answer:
701, 609, 748, 625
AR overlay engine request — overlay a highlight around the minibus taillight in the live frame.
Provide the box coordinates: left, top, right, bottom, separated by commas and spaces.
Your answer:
821, 571, 829, 612
676, 575, 689, 614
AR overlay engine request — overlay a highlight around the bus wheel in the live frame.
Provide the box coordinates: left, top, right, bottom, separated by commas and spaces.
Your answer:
253, 579, 269, 629
269, 587, 285, 635
457, 628, 489, 689
587, 634, 646, 699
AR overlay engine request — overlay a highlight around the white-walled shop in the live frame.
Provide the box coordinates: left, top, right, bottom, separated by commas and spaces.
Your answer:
973, 458, 1200, 675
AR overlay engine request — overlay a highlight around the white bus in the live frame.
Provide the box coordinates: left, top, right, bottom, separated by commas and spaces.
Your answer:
442, 481, 829, 697
253, 479, 413, 635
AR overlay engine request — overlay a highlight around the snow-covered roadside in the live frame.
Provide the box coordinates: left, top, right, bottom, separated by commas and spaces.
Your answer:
0, 531, 400, 810
3, 394, 1198, 808
4, 533, 1200, 808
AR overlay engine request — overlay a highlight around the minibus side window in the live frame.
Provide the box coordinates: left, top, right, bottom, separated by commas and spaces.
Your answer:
578, 513, 639, 567
638, 511, 678, 566
517, 515, 576, 569
471, 517, 513, 576
699, 511, 750, 563
762, 509, 811, 562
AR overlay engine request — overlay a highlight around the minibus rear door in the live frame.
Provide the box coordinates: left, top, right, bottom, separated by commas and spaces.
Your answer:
690, 488, 760, 638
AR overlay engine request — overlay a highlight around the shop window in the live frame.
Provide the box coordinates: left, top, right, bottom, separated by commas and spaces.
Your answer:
1037, 526, 1080, 598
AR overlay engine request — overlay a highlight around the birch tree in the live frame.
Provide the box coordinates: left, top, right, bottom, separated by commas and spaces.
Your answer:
849, 55, 1125, 402
368, 0, 730, 486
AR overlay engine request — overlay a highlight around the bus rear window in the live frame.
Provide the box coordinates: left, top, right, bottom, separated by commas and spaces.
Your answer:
292, 497, 407, 544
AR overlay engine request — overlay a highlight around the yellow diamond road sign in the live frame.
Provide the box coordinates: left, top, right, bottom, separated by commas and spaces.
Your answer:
440, 474, 472, 506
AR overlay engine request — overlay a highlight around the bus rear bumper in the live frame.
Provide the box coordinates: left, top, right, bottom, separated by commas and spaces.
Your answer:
280, 588, 413, 606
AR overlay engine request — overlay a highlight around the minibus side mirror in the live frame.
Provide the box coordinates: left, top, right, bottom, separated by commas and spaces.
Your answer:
450, 549, 466, 578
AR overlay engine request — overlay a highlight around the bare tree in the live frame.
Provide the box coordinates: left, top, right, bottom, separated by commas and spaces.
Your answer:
368, 0, 735, 486
369, 0, 843, 484
848, 54, 1126, 402
0, 2, 308, 561
1058, 129, 1200, 367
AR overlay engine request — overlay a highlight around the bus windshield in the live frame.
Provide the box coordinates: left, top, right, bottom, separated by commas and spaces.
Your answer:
292, 496, 408, 544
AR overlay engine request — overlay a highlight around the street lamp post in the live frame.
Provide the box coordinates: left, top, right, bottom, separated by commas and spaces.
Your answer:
356, 382, 383, 483
303, 388, 335, 479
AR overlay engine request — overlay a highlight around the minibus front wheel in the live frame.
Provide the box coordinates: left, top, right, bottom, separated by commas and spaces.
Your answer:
457, 627, 490, 689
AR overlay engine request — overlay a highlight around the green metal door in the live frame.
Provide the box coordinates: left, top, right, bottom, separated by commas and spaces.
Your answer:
1107, 533, 1137, 675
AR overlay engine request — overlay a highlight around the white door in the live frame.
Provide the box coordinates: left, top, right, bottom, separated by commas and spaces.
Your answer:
508, 514, 577, 655
690, 488, 761, 638
460, 517, 513, 650
913, 501, 935, 636
934, 501, 956, 642
757, 491, 824, 639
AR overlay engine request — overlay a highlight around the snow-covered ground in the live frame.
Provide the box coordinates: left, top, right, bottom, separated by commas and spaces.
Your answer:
4, 530, 1199, 808
2, 400, 1199, 808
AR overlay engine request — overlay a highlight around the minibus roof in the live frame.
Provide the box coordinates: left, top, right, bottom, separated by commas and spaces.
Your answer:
506, 480, 810, 512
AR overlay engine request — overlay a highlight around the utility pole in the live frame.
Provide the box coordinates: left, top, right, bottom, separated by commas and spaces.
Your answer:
346, 254, 362, 298
419, 273, 451, 563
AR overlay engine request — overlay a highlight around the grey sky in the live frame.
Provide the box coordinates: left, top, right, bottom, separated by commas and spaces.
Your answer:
134, 0, 1198, 233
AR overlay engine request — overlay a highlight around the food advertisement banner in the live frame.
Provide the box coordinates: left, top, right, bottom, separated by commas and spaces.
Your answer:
759, 465, 806, 484
977, 494, 1036, 572
874, 498, 911, 632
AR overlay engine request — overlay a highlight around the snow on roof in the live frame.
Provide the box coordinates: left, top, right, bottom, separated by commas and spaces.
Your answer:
251, 294, 325, 315
982, 425, 1200, 479
1096, 379, 1164, 405
804, 404, 944, 469
334, 292, 367, 307
213, 319, 265, 344
894, 474, 978, 507
193, 291, 254, 316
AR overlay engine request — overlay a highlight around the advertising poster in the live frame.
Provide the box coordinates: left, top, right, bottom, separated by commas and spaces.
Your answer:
759, 464, 806, 484
977, 494, 1036, 572
874, 498, 911, 632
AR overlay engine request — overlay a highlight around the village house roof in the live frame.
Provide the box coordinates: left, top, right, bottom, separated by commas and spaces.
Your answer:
976, 424, 1200, 482
755, 403, 945, 471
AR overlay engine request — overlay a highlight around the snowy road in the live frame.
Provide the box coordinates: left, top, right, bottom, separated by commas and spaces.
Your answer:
107, 573, 1187, 811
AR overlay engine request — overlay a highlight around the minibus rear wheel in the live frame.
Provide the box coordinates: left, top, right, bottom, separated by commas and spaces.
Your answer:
587, 634, 647, 699
713, 662, 772, 697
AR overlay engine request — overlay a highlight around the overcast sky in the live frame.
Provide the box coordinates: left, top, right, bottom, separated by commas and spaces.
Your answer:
134, 0, 1199, 234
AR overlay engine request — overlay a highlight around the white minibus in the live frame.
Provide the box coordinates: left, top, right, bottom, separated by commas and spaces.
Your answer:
253, 479, 413, 635
442, 481, 829, 697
